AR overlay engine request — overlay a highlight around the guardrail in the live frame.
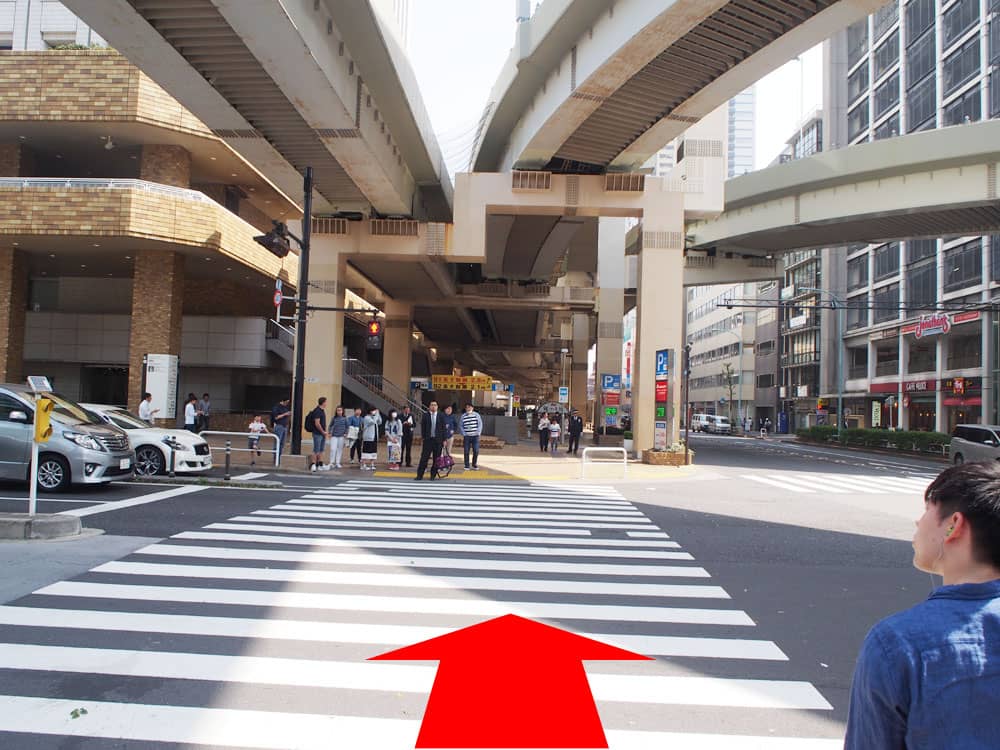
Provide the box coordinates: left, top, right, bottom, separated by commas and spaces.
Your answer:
199, 431, 281, 469
580, 447, 628, 479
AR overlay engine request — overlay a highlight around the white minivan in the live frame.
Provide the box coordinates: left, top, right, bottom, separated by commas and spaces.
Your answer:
691, 414, 712, 432
707, 415, 732, 434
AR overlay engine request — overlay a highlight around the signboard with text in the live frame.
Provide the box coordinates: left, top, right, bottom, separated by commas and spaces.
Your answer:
558, 386, 569, 403
144, 354, 178, 419
431, 375, 494, 391
655, 349, 671, 381
604, 392, 620, 406
654, 421, 668, 450
601, 373, 621, 392
654, 381, 668, 403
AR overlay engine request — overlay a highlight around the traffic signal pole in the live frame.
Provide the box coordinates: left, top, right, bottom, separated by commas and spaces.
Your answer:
290, 167, 313, 456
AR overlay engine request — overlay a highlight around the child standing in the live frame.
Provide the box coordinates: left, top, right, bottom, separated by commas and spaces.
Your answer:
548, 417, 561, 456
247, 415, 269, 466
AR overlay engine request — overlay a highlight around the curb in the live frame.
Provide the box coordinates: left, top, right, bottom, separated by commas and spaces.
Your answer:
130, 476, 284, 488
0, 513, 82, 540
794, 438, 949, 464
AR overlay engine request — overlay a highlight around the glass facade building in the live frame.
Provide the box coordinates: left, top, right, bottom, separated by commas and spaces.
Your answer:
828, 0, 1000, 432
727, 88, 756, 177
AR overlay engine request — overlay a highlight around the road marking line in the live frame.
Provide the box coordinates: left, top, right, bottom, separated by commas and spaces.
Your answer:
60, 485, 207, 517
140, 542, 693, 568
203, 522, 677, 544
627, 530, 671, 538
740, 475, 816, 493
765, 475, 851, 494
810, 474, 890, 494
230, 472, 269, 481
0, 696, 840, 748
226, 514, 602, 535
95, 562, 737, 605
290, 497, 640, 513
303, 490, 631, 507
253, 508, 656, 529
0, 643, 830, 709
36, 580, 733, 622
171, 531, 688, 558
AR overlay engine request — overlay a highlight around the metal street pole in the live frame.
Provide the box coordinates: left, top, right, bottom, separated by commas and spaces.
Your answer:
684, 344, 691, 465
837, 301, 845, 441
290, 167, 313, 456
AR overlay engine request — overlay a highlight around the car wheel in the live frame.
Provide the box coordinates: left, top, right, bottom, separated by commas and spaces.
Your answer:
135, 445, 166, 476
953, 453, 964, 465
37, 454, 71, 492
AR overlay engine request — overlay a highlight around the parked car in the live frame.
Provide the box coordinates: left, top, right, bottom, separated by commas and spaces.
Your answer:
0, 384, 134, 491
707, 415, 732, 434
691, 414, 712, 432
81, 403, 212, 476
949, 424, 1000, 465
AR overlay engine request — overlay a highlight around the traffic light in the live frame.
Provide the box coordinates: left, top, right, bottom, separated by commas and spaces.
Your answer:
35, 398, 53, 442
817, 398, 826, 410
366, 318, 383, 350
253, 222, 291, 258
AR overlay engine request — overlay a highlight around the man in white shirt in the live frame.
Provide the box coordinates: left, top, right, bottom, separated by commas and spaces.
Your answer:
138, 392, 158, 425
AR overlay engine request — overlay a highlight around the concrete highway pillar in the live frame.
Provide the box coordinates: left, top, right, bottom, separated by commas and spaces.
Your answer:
301, 235, 345, 441
631, 192, 686, 455
382, 299, 413, 394
595, 218, 627, 433
571, 313, 590, 416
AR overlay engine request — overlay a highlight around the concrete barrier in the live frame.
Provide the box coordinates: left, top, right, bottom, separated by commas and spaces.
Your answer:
0, 513, 82, 540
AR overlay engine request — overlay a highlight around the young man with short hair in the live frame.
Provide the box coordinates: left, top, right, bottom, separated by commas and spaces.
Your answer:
138, 392, 158, 425
306, 397, 329, 472
459, 402, 483, 470
845, 461, 1000, 749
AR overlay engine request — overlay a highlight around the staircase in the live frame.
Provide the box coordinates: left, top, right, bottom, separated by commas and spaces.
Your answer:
342, 358, 425, 417
265, 319, 294, 370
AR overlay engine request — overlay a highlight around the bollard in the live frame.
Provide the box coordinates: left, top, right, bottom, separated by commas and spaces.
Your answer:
224, 440, 231, 481
168, 443, 176, 478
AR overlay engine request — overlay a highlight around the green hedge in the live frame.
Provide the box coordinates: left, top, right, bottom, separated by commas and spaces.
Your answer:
796, 425, 950, 454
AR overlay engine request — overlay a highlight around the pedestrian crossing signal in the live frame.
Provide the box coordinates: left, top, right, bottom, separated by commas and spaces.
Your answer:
366, 319, 383, 350
35, 397, 54, 442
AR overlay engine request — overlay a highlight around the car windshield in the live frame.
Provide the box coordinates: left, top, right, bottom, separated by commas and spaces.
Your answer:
46, 393, 105, 426
104, 409, 150, 430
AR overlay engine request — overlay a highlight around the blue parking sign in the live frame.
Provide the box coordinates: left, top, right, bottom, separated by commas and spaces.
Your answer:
601, 373, 621, 391
655, 349, 671, 380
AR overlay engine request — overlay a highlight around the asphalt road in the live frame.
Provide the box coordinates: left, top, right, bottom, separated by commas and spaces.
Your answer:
0, 436, 941, 748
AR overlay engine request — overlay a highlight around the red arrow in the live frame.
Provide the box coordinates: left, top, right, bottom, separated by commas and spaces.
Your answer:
370, 614, 651, 748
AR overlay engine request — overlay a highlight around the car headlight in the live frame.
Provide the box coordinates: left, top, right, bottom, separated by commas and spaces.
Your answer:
63, 431, 105, 451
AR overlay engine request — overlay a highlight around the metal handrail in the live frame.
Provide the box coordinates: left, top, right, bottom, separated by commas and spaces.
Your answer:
199, 430, 281, 468
266, 319, 295, 348
342, 358, 425, 415
580, 447, 628, 479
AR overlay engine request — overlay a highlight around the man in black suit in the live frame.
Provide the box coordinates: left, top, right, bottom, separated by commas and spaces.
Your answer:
567, 409, 584, 454
400, 405, 416, 467
415, 401, 446, 480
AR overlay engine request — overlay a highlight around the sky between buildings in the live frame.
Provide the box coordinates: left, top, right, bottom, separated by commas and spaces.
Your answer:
407, 0, 824, 178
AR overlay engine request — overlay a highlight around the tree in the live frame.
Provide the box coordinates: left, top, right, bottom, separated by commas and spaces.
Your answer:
722, 362, 737, 424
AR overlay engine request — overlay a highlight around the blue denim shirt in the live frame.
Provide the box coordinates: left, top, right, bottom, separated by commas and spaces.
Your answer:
845, 579, 1000, 749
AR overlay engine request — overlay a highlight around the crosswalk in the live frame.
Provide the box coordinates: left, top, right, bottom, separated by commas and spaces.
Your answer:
741, 470, 936, 496
0, 479, 841, 748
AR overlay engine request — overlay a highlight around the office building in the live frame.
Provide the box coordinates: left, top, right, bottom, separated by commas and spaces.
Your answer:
824, 0, 1000, 432
727, 88, 756, 177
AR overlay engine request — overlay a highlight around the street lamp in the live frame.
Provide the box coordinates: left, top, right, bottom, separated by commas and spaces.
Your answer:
802, 286, 845, 440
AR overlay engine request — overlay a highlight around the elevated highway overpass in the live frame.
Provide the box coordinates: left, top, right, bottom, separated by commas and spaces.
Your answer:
687, 120, 1000, 253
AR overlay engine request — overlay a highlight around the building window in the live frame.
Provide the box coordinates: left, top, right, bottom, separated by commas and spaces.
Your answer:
944, 86, 982, 126
907, 75, 937, 131
875, 339, 899, 376
848, 254, 870, 291
943, 239, 983, 292
848, 64, 870, 103
908, 338, 937, 373
990, 72, 1000, 119
873, 32, 899, 79
947, 324, 982, 369
848, 19, 869, 68
756, 373, 776, 389
873, 1, 899, 40
847, 293, 870, 330
874, 113, 900, 140
906, 27, 936, 89
873, 283, 900, 323
943, 38, 981, 97
907, 238, 938, 264
848, 346, 869, 379
943, 0, 979, 50
991, 235, 1000, 281
874, 72, 900, 119
906, 259, 937, 311
848, 99, 870, 141
873, 242, 900, 281
757, 339, 776, 355
906, 0, 935, 42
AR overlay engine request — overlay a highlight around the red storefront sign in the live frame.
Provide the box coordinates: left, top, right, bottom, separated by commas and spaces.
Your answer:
900, 310, 980, 337
655, 381, 668, 403
604, 392, 620, 406
904, 379, 936, 394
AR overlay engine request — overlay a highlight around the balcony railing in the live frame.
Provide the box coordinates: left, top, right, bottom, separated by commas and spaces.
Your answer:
875, 361, 899, 376
0, 177, 217, 203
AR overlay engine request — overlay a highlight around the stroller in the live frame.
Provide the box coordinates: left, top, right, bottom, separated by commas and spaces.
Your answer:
434, 452, 455, 478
